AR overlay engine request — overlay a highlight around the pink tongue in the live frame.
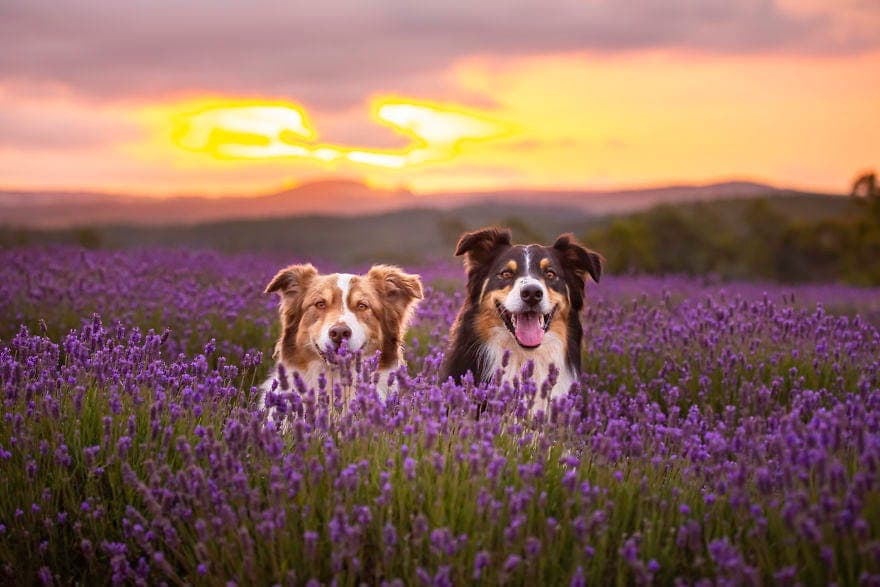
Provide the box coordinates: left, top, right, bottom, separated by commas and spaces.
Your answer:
514, 312, 544, 347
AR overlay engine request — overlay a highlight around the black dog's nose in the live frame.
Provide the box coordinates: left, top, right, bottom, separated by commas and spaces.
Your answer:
520, 284, 543, 305
328, 323, 352, 345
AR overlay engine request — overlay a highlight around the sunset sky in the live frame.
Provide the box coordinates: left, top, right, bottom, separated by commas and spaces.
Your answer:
1, 0, 879, 197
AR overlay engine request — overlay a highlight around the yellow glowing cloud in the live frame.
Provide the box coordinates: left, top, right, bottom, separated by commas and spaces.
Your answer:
170, 97, 514, 169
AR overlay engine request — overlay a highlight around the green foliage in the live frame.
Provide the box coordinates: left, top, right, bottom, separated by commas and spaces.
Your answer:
74, 228, 103, 249
0, 204, 594, 266
4, 189, 876, 284
585, 194, 880, 285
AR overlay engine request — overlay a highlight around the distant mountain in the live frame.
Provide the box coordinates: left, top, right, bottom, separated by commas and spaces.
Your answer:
0, 180, 415, 229
434, 181, 790, 215
0, 178, 826, 229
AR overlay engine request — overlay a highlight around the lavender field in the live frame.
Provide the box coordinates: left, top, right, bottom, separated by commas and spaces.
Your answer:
1, 246, 879, 585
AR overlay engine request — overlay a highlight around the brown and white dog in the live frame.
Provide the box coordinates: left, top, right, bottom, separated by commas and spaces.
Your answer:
259, 263, 423, 416
442, 227, 602, 410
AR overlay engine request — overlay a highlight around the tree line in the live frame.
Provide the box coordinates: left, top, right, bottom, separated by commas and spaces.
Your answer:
584, 172, 880, 286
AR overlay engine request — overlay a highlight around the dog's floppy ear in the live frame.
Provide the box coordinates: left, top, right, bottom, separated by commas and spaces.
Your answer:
552, 233, 603, 284
367, 265, 423, 302
265, 263, 318, 296
368, 265, 423, 343
454, 226, 512, 274
265, 264, 318, 364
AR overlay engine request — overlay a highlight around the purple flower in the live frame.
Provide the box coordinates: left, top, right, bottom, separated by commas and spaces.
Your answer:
503, 555, 521, 573
570, 566, 586, 587
2, 247, 879, 586
403, 457, 417, 480
304, 531, 319, 556
473, 551, 490, 580
620, 536, 640, 565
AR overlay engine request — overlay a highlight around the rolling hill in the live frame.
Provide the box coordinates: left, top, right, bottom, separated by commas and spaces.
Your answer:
0, 192, 858, 267
0, 179, 817, 229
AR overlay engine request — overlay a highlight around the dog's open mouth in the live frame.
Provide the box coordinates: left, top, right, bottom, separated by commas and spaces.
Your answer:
496, 302, 555, 348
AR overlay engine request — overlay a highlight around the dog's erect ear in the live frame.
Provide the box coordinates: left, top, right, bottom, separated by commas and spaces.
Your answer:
264, 263, 318, 296
368, 265, 424, 302
552, 233, 603, 284
454, 227, 512, 274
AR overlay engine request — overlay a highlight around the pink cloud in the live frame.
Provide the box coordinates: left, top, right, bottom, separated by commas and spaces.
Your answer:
1, 0, 877, 110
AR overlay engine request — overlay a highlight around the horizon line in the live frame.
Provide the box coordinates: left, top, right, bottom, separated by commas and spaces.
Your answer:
0, 174, 852, 201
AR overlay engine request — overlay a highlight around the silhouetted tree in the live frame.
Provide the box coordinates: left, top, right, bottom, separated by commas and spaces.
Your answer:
851, 172, 877, 198
852, 171, 880, 219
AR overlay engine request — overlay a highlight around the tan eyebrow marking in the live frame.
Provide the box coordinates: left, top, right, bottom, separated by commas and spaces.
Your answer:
540, 258, 551, 270
307, 279, 341, 307
505, 260, 517, 272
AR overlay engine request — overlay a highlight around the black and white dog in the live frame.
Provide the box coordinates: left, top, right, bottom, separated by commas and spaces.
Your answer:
443, 227, 602, 410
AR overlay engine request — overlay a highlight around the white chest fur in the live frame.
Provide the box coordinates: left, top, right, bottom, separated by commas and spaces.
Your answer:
478, 326, 576, 411
258, 361, 397, 424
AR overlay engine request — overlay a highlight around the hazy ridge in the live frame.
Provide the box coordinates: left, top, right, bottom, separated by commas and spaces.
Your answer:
0, 191, 858, 270
0, 179, 820, 229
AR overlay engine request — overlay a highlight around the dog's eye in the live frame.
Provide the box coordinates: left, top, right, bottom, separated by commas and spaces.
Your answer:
356, 301, 369, 311
545, 270, 557, 280
314, 300, 326, 309
499, 270, 514, 279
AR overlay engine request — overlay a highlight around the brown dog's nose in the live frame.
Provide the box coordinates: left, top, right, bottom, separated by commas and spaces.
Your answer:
520, 283, 543, 306
328, 323, 352, 346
